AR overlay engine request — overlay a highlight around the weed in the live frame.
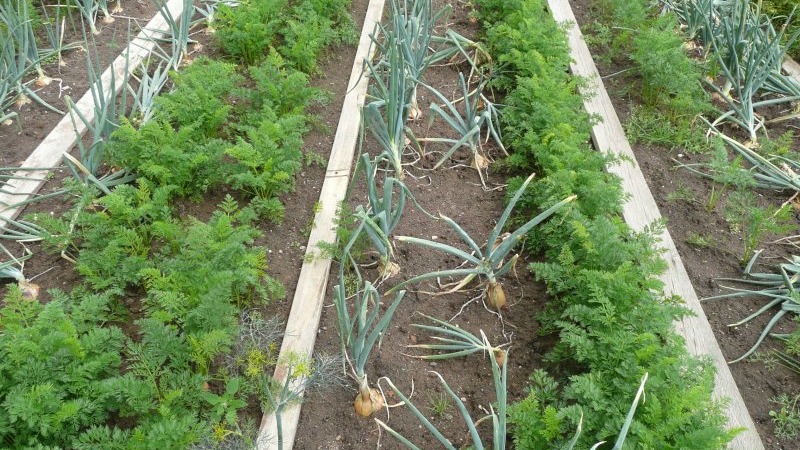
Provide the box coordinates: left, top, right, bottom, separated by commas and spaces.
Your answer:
686, 232, 714, 248
626, 106, 709, 153
304, 150, 327, 168
426, 390, 452, 418
724, 190, 795, 264
771, 394, 800, 438
665, 183, 697, 203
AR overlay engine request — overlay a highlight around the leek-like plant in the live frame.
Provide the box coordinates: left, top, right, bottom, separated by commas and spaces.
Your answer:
0, 244, 39, 299
705, 1, 800, 142
419, 73, 505, 187
370, 0, 451, 118
703, 252, 800, 363
388, 174, 575, 310
74, 0, 100, 35
364, 42, 415, 180
662, 0, 719, 44
407, 313, 508, 365
352, 153, 433, 277
155, 0, 196, 68
333, 271, 406, 417
128, 58, 171, 125
65, 27, 135, 191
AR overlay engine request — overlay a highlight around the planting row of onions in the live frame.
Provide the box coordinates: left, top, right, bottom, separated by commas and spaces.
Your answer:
317, 0, 682, 448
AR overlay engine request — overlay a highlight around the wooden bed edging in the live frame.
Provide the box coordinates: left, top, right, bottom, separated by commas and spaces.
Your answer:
546, 0, 765, 448
255, 1, 386, 448
0, 0, 188, 226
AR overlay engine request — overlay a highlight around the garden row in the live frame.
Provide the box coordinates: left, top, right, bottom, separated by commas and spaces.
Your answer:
568, 0, 800, 447
0, 0, 357, 448
288, 0, 745, 448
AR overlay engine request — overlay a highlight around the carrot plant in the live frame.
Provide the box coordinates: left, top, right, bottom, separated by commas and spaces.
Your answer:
476, 0, 738, 446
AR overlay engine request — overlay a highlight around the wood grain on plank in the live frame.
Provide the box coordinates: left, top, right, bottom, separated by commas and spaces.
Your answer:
255, 1, 386, 448
0, 0, 187, 225
546, 0, 764, 448
784, 56, 800, 80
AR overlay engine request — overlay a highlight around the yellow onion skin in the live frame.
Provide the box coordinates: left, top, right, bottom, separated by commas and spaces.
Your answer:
493, 349, 507, 367
353, 387, 384, 417
19, 280, 40, 300
487, 282, 506, 310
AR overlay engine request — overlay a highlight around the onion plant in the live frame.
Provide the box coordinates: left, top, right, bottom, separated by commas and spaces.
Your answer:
419, 73, 505, 188
333, 218, 407, 417
0, 0, 62, 119
388, 174, 575, 309
688, 125, 800, 192
703, 252, 800, 363
40, 2, 82, 69
407, 313, 509, 366
378, 360, 647, 450
0, 244, 39, 299
377, 362, 507, 449
705, 1, 800, 142
333, 272, 406, 417
370, 0, 451, 119
364, 42, 415, 180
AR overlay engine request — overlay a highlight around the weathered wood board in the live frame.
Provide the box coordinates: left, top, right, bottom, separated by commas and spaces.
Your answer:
255, 1, 386, 448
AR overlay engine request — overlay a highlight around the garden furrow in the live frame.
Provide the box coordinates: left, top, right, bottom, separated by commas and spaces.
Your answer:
0, 0, 187, 226
547, 0, 764, 448
255, 1, 386, 448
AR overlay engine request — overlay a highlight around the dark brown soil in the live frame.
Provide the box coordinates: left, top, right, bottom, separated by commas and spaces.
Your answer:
568, 0, 800, 448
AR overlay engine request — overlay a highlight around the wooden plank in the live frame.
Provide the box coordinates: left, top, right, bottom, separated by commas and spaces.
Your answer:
783, 56, 800, 80
255, 1, 386, 448
546, 0, 764, 448
0, 0, 187, 224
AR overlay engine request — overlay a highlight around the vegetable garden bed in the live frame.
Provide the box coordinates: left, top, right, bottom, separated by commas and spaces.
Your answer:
566, 0, 800, 448
3, 0, 795, 448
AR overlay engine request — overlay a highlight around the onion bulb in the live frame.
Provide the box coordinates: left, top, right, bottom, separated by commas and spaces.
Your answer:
487, 282, 506, 310
471, 153, 489, 170
379, 258, 400, 279
35, 75, 52, 87
353, 386, 384, 417
19, 280, 40, 300
493, 348, 506, 367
